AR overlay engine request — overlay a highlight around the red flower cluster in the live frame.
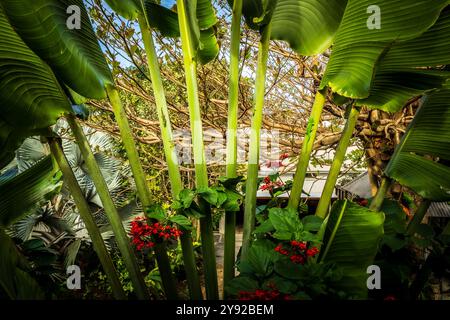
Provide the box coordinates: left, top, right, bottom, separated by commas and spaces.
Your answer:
260, 176, 285, 192
130, 217, 182, 251
275, 241, 320, 264
238, 289, 290, 300
279, 152, 290, 160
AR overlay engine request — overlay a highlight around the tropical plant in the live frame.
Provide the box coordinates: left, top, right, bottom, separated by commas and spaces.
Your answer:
1, 0, 450, 301
0, 0, 132, 299
103, 0, 202, 299
314, 5, 450, 218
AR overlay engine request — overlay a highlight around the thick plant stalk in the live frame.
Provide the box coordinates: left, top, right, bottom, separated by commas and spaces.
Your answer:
223, 0, 243, 295
315, 105, 361, 219
287, 90, 327, 210
105, 85, 153, 206
369, 177, 392, 212
48, 137, 126, 300
66, 115, 151, 300
242, 24, 272, 261
177, 0, 219, 300
407, 200, 431, 236
137, 14, 203, 300
179, 233, 203, 299
153, 243, 179, 300
104, 86, 180, 299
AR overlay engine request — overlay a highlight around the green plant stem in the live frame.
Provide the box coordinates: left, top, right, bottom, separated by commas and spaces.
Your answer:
242, 24, 271, 262
223, 211, 236, 297
104, 86, 180, 299
137, 16, 182, 192
177, 0, 218, 300
105, 85, 153, 206
288, 90, 327, 210
223, 0, 243, 297
318, 199, 348, 262
407, 200, 431, 236
48, 137, 126, 300
153, 243, 179, 300
138, 14, 202, 300
369, 177, 392, 212
179, 233, 203, 299
409, 254, 434, 299
66, 115, 150, 300
315, 105, 361, 219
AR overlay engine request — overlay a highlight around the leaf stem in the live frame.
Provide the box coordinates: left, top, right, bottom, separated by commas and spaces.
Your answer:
369, 177, 392, 212
177, 0, 218, 299
138, 13, 202, 300
288, 90, 327, 210
48, 137, 126, 300
315, 105, 360, 218
406, 199, 431, 236
319, 200, 348, 262
67, 115, 150, 299
242, 23, 271, 262
105, 85, 152, 207
223, 0, 243, 297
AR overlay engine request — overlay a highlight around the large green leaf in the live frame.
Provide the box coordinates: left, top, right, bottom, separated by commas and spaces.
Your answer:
356, 70, 450, 112
0, 156, 61, 227
0, 4, 71, 130
230, 0, 348, 55
182, 0, 219, 64
385, 90, 450, 201
0, 228, 45, 299
319, 200, 385, 298
142, 1, 180, 38
321, 0, 449, 99
104, 0, 141, 19
0, 118, 31, 169
356, 11, 450, 111
228, 0, 277, 30
196, 0, 218, 30
105, 0, 180, 37
270, 0, 348, 55
1, 0, 114, 99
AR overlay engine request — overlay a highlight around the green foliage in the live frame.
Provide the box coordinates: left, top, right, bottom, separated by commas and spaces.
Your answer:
142, 1, 180, 38
385, 90, 450, 201
226, 234, 344, 299
0, 4, 72, 166
2, 0, 114, 99
269, 208, 302, 240
357, 11, 450, 111
319, 200, 385, 298
104, 0, 141, 20
184, 0, 219, 64
229, 0, 347, 54
145, 203, 194, 231
321, 0, 449, 100
0, 156, 61, 227
254, 207, 323, 242
0, 228, 45, 299
171, 177, 244, 221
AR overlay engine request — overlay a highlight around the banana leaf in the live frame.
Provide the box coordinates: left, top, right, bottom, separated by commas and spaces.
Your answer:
385, 90, 450, 201
319, 200, 385, 298
1, 0, 114, 99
